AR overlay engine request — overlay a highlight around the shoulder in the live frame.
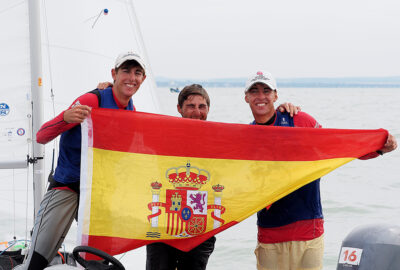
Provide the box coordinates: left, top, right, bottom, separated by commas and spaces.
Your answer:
69, 91, 99, 109
293, 111, 322, 128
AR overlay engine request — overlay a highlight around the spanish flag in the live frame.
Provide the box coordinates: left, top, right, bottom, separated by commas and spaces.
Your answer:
78, 108, 387, 255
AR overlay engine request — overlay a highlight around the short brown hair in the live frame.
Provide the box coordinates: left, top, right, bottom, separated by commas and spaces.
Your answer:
178, 84, 210, 108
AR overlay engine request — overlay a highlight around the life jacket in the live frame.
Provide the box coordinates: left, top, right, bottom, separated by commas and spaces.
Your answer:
253, 111, 323, 228
53, 87, 134, 184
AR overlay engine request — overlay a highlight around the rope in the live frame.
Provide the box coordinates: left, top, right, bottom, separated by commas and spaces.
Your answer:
118, 252, 127, 261
25, 159, 29, 244
42, 0, 54, 93
42, 0, 57, 187
57, 251, 65, 264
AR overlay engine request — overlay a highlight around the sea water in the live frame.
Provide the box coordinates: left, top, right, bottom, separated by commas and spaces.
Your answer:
157, 87, 400, 269
1, 87, 399, 269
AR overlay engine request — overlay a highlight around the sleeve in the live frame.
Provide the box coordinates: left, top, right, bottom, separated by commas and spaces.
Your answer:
36, 92, 99, 144
293, 111, 322, 128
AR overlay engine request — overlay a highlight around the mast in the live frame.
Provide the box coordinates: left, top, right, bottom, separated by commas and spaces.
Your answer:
28, 0, 45, 217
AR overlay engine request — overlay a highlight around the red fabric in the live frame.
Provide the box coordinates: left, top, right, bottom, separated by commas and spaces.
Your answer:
90, 109, 387, 161
293, 112, 378, 161
293, 111, 322, 128
53, 186, 75, 192
80, 109, 388, 255
85, 221, 238, 257
36, 93, 99, 144
258, 218, 324, 243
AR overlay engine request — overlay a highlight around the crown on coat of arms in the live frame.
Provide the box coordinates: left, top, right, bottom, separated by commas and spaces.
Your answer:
166, 162, 210, 190
212, 184, 224, 192
151, 181, 162, 190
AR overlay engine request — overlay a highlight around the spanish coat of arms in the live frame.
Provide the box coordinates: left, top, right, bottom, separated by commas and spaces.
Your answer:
147, 162, 225, 238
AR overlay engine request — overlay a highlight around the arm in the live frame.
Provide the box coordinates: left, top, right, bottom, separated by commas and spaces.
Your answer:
359, 133, 397, 160
36, 93, 98, 144
97, 81, 113, 90
379, 134, 397, 154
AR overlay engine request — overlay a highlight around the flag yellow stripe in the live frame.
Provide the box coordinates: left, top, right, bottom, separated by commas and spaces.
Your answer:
83, 148, 353, 240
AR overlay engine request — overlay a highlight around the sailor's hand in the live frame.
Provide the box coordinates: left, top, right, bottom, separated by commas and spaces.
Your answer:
97, 81, 113, 90
277, 102, 301, 117
63, 105, 92, 123
379, 134, 397, 154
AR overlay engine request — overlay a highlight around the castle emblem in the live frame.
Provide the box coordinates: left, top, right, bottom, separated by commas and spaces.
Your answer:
147, 162, 226, 238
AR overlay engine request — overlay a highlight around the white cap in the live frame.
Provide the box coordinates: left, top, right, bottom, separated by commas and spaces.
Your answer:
115, 51, 146, 72
244, 70, 277, 92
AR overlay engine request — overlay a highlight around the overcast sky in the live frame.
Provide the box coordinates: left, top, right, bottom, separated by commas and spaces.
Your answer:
132, 0, 400, 79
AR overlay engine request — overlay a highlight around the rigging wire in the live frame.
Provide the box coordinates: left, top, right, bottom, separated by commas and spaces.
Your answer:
42, 0, 57, 187
126, 0, 160, 112
0, 1, 25, 16
42, 0, 54, 92
26, 120, 33, 244
91, 9, 109, 29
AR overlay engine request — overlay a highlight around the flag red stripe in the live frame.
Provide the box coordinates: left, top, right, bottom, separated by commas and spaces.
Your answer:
85, 221, 238, 256
167, 213, 171, 235
170, 213, 175, 235
174, 214, 177, 235
90, 109, 387, 161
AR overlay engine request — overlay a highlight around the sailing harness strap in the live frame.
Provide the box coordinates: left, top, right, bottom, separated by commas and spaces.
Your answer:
46, 89, 101, 187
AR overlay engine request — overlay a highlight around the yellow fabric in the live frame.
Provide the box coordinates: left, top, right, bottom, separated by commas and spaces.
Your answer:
254, 234, 324, 270
81, 147, 352, 240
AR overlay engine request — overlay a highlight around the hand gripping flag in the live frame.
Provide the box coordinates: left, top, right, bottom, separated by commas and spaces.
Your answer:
78, 108, 387, 255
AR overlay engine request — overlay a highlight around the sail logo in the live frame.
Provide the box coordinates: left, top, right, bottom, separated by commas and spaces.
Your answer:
147, 162, 226, 238
17, 128, 25, 136
71, 100, 81, 108
0, 103, 10, 116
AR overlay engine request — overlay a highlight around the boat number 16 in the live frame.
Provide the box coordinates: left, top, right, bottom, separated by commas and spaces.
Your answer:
338, 247, 363, 266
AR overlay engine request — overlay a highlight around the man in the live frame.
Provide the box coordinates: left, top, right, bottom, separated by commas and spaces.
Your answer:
22, 51, 147, 270
244, 70, 397, 270
145, 84, 215, 270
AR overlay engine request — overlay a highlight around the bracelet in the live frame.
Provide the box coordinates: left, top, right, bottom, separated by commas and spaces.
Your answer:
376, 150, 383, 155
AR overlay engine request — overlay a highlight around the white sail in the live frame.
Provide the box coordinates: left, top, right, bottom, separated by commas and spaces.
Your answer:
0, 1, 32, 169
41, 0, 160, 115
0, 0, 44, 253
0, 1, 160, 266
